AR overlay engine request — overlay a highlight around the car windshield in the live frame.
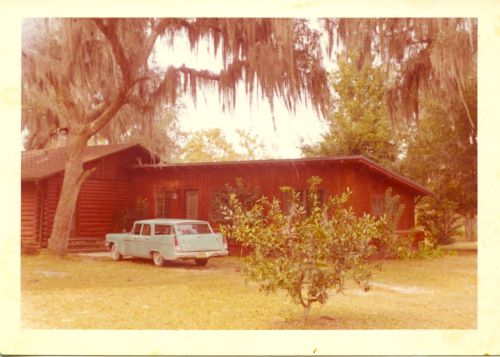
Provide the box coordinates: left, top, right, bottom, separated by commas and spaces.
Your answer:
175, 223, 212, 235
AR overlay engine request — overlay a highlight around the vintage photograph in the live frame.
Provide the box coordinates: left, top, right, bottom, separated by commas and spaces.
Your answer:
19, 17, 477, 333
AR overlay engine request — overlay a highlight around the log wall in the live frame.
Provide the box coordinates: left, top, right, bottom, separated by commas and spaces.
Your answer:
21, 182, 39, 248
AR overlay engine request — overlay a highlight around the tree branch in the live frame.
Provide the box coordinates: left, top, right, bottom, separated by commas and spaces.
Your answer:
176, 64, 221, 81
93, 19, 131, 86
133, 19, 171, 72
76, 167, 97, 187
88, 88, 127, 136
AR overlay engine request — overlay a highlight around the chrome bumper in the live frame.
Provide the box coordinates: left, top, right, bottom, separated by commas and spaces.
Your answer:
173, 249, 229, 260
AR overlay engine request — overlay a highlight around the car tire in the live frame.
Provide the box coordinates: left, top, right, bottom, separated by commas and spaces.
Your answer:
153, 251, 164, 267
110, 244, 122, 261
195, 258, 208, 266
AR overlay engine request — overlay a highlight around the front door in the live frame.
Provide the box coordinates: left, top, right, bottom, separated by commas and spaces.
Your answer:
185, 190, 199, 219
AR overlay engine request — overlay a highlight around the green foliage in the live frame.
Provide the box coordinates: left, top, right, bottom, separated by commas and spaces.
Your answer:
210, 178, 262, 227
179, 128, 242, 163
302, 55, 399, 168
113, 197, 150, 232
179, 128, 273, 163
403, 75, 477, 241
372, 188, 409, 259
413, 235, 445, 259
235, 129, 272, 160
417, 197, 462, 245
220, 176, 381, 320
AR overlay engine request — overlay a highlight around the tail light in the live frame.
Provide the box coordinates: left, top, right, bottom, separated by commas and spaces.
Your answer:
173, 235, 180, 250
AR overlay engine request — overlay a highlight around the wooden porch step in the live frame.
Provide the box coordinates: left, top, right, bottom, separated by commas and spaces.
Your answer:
67, 246, 108, 253
68, 240, 106, 246
67, 236, 107, 253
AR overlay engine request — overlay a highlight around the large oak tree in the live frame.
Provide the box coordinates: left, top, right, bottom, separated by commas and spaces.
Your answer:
22, 18, 330, 255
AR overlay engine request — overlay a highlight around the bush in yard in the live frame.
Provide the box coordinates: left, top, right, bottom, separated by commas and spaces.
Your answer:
220, 177, 381, 321
370, 188, 412, 259
417, 197, 461, 245
113, 197, 150, 232
210, 177, 261, 226
374, 189, 444, 259
210, 178, 261, 254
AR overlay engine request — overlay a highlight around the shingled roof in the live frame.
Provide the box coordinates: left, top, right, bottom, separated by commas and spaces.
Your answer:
21, 143, 155, 181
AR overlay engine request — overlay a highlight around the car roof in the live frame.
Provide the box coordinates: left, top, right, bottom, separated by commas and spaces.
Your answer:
134, 218, 209, 225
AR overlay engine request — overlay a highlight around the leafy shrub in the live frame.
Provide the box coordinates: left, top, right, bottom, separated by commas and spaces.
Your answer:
220, 177, 381, 321
372, 188, 412, 259
417, 197, 461, 245
113, 197, 149, 232
413, 234, 445, 259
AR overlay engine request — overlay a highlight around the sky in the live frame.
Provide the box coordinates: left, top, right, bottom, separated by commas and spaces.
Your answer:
152, 25, 331, 159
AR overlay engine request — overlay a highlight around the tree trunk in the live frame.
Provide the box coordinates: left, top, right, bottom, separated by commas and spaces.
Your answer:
464, 212, 477, 242
302, 304, 311, 322
47, 134, 88, 256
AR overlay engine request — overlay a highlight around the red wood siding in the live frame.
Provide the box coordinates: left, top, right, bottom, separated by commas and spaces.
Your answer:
21, 182, 39, 248
362, 168, 416, 230
131, 161, 419, 229
77, 179, 131, 237
85, 146, 155, 181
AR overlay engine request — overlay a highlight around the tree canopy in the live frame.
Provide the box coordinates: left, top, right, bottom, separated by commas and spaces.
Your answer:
22, 18, 331, 151
327, 18, 477, 134
302, 55, 399, 168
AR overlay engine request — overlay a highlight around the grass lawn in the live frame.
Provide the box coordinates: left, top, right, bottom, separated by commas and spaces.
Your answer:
21, 251, 476, 329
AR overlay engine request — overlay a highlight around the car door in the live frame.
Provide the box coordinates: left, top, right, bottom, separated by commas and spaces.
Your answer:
124, 223, 142, 256
135, 223, 152, 258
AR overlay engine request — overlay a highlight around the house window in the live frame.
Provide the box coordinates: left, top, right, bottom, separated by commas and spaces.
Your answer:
372, 195, 385, 216
156, 190, 173, 217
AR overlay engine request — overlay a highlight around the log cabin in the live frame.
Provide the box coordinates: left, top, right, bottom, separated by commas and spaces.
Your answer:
21, 143, 432, 253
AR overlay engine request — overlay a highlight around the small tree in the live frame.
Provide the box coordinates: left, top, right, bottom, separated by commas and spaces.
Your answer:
221, 177, 380, 321
210, 178, 261, 226
373, 188, 410, 259
417, 197, 461, 245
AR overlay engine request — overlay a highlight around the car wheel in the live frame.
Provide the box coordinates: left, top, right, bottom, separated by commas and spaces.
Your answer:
110, 244, 122, 261
195, 258, 208, 266
153, 251, 164, 267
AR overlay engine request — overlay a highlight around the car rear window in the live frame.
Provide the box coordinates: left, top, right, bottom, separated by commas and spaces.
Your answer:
155, 224, 172, 235
176, 223, 212, 235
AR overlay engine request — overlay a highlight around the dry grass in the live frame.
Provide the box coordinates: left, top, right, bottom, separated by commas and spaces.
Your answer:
21, 251, 476, 329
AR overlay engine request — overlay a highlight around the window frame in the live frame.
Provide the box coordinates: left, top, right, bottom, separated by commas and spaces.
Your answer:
132, 223, 142, 235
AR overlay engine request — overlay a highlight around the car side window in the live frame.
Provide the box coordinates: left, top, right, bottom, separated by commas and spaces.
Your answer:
142, 224, 151, 236
133, 224, 142, 235
155, 224, 171, 235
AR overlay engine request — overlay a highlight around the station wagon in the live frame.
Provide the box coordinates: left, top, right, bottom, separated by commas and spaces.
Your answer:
105, 219, 228, 266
